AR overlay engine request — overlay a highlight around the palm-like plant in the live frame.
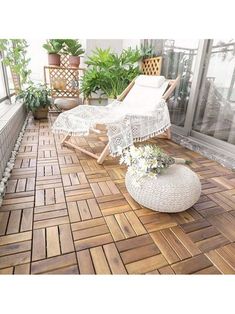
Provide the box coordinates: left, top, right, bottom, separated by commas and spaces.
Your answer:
81, 48, 141, 99
43, 39, 65, 54
63, 39, 85, 56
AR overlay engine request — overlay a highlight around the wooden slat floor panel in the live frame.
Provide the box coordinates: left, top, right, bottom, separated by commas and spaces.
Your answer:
0, 114, 235, 274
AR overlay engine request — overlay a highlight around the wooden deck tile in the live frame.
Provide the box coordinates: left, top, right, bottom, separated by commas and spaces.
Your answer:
31, 252, 77, 274
171, 254, 213, 274
90, 246, 111, 274
32, 229, 46, 261
77, 250, 95, 274
1, 113, 235, 274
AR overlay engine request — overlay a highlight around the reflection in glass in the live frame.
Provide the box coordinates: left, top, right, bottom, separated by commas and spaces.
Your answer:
193, 39, 235, 144
0, 52, 7, 100
144, 39, 199, 127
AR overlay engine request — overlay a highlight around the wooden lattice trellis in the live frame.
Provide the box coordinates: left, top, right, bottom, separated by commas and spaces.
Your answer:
44, 55, 84, 99
11, 69, 21, 94
141, 56, 162, 76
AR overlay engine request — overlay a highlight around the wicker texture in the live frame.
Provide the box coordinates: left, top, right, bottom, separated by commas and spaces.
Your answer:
141, 57, 162, 76
125, 164, 201, 213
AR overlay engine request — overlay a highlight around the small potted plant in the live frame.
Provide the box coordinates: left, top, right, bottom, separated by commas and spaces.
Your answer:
43, 39, 64, 66
17, 84, 51, 119
63, 39, 85, 68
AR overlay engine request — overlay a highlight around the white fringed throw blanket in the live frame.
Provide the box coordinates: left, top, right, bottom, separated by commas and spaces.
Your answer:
52, 76, 171, 155
52, 99, 170, 155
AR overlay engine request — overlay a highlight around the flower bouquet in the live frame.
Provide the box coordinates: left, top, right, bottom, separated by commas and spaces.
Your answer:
120, 144, 190, 184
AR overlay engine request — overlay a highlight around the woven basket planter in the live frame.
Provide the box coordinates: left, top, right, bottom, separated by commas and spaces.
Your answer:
125, 164, 201, 213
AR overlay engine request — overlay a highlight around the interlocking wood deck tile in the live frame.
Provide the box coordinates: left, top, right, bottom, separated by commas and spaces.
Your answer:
171, 254, 213, 274
158, 265, 175, 274
0, 240, 31, 258
0, 267, 14, 274
90, 246, 111, 274
1, 114, 235, 274
14, 263, 30, 274
45, 265, 79, 274
180, 219, 230, 253
77, 249, 95, 274
206, 246, 235, 274
31, 252, 77, 274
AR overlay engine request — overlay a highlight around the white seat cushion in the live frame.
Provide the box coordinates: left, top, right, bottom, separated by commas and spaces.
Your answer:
122, 78, 169, 113
135, 75, 166, 88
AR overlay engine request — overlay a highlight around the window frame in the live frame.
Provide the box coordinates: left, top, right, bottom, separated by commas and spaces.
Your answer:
0, 50, 14, 103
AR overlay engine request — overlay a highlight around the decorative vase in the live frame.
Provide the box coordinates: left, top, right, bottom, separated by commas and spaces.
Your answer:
125, 164, 201, 213
48, 53, 61, 66
69, 56, 80, 68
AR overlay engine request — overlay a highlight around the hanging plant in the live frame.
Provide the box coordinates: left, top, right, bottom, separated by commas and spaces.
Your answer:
0, 39, 32, 89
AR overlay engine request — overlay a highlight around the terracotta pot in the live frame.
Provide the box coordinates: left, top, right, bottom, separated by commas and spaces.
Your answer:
69, 55, 80, 68
33, 107, 49, 119
48, 54, 61, 66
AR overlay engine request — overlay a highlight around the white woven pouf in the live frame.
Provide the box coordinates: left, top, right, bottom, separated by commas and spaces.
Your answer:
125, 164, 201, 213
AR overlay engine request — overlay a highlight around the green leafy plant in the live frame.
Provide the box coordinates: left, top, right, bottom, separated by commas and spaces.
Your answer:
140, 42, 157, 60
0, 39, 31, 87
63, 39, 84, 56
43, 39, 65, 54
81, 47, 142, 99
16, 84, 51, 112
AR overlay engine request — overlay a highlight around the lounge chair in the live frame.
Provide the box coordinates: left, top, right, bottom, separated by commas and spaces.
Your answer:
52, 75, 180, 164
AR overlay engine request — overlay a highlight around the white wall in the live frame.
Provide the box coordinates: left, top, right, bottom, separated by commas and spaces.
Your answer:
26, 39, 141, 83
122, 39, 141, 50
85, 39, 123, 56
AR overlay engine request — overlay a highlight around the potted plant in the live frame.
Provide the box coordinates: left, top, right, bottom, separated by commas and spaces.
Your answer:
63, 39, 84, 68
43, 39, 64, 66
17, 84, 51, 119
81, 48, 141, 104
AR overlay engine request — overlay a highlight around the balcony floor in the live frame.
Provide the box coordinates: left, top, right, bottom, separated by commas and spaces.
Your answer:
0, 113, 235, 274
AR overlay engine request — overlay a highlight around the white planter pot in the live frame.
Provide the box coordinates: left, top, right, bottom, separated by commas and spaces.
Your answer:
107, 98, 116, 105
125, 164, 201, 213
89, 98, 108, 106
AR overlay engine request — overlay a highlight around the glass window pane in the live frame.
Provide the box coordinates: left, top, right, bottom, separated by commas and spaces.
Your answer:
148, 39, 199, 127
161, 39, 199, 127
193, 39, 235, 144
0, 63, 7, 100
6, 66, 14, 94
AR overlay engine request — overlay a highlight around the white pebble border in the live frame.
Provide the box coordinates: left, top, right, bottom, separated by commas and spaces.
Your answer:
0, 114, 29, 207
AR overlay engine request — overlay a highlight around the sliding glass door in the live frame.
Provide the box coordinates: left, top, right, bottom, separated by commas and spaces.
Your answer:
161, 39, 199, 127
193, 40, 235, 145
147, 38, 235, 153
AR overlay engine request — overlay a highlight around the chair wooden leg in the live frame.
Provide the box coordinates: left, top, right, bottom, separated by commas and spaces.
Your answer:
97, 144, 110, 164
61, 133, 71, 146
166, 127, 171, 139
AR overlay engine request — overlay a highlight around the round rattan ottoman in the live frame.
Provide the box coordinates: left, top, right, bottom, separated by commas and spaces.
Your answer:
125, 164, 201, 213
